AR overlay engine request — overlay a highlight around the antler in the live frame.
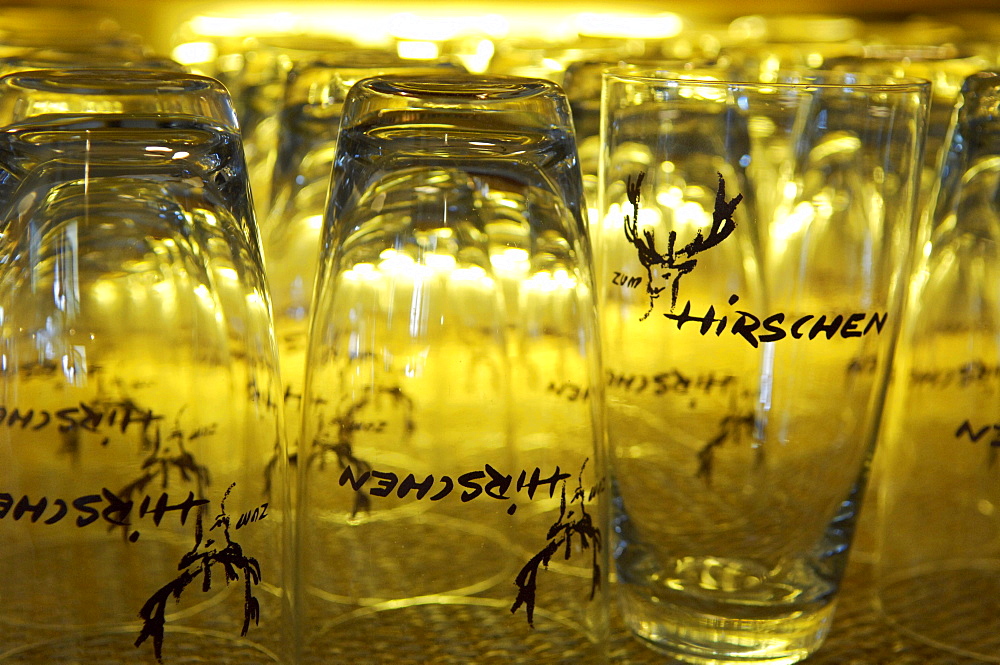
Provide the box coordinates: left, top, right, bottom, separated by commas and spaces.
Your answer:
677, 172, 742, 261
623, 172, 665, 269
620, 171, 742, 316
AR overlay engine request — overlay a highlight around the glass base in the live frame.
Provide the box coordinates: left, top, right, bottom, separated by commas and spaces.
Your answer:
619, 585, 836, 665
300, 598, 606, 664
877, 560, 1000, 662
0, 626, 282, 664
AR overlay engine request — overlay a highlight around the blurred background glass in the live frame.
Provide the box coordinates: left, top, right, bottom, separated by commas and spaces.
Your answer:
873, 69, 1000, 662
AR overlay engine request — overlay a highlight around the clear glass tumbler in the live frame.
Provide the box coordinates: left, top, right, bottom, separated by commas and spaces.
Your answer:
599, 68, 930, 664
262, 54, 463, 461
874, 69, 1000, 661
0, 69, 289, 664
295, 74, 608, 664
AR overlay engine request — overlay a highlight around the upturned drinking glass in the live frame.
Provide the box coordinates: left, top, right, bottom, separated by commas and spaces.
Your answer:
236, 35, 361, 218
262, 54, 463, 459
0, 48, 184, 77
599, 68, 930, 664
562, 58, 703, 226
0, 6, 140, 58
295, 74, 608, 664
873, 70, 1000, 661
825, 46, 992, 222
0, 69, 289, 664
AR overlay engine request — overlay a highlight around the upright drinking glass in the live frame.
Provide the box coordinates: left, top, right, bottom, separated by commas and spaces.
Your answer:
0, 69, 289, 664
874, 69, 1000, 661
599, 68, 930, 664
296, 74, 607, 664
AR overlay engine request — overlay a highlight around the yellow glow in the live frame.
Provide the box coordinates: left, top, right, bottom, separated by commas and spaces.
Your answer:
490, 247, 530, 275
89, 281, 118, 307
423, 253, 458, 271
655, 186, 684, 209
809, 134, 861, 163
378, 250, 434, 280
773, 200, 816, 244
171, 41, 217, 66
245, 292, 268, 311
674, 201, 710, 229
387, 12, 509, 40
303, 214, 325, 232
189, 12, 298, 37
465, 39, 496, 74
193, 284, 215, 307
27, 100, 70, 115
525, 269, 578, 292
450, 265, 495, 290
603, 202, 623, 232
673, 77, 726, 102
748, 116, 775, 138
342, 262, 379, 282
150, 279, 176, 312
397, 41, 440, 60
574, 11, 682, 39
450, 265, 486, 281
635, 205, 661, 229
540, 57, 565, 72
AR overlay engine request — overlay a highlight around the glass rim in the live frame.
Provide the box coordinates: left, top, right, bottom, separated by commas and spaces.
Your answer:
603, 66, 932, 92
0, 68, 240, 132
0, 68, 224, 96
354, 73, 563, 103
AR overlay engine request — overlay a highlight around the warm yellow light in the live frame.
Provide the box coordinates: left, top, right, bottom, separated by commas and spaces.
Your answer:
450, 265, 495, 290
189, 12, 298, 37
387, 12, 509, 41
490, 247, 530, 275
172, 41, 218, 66
424, 253, 458, 272
396, 41, 440, 60
573, 11, 683, 40
809, 134, 861, 163
342, 262, 379, 282
450, 265, 486, 281
525, 269, 578, 292
302, 214, 324, 232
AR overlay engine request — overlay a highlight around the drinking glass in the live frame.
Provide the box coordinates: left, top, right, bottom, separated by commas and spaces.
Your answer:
825, 46, 991, 222
262, 54, 463, 459
0, 7, 144, 60
873, 69, 1000, 661
0, 48, 183, 77
562, 58, 703, 226
599, 68, 930, 664
0, 69, 289, 664
236, 35, 360, 218
295, 74, 607, 664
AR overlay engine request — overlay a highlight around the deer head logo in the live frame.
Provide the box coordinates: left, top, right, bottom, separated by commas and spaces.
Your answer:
624, 172, 743, 320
